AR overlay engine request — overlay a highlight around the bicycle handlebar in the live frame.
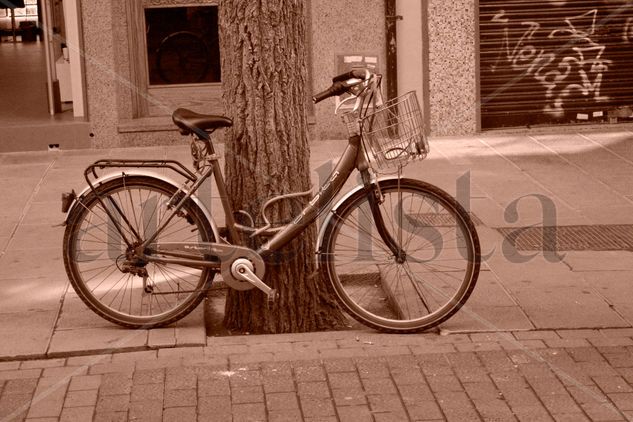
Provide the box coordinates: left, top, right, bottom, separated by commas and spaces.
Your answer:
312, 69, 373, 104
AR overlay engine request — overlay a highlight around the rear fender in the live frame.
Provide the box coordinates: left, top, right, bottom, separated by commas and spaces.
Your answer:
63, 170, 220, 241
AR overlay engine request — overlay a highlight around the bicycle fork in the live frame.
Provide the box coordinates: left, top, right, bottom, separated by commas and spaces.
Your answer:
362, 172, 407, 263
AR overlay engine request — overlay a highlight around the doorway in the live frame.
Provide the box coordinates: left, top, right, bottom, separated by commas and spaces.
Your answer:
0, 0, 89, 152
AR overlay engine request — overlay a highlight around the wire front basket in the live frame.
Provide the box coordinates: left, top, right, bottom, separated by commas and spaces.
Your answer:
361, 91, 428, 172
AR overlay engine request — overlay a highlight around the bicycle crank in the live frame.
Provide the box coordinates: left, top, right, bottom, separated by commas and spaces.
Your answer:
219, 247, 276, 301
230, 258, 277, 303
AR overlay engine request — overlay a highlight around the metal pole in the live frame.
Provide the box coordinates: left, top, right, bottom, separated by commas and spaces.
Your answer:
41, 0, 56, 115
10, 8, 16, 42
385, 0, 399, 101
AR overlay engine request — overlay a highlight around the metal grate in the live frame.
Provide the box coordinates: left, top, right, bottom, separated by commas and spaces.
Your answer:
497, 225, 633, 251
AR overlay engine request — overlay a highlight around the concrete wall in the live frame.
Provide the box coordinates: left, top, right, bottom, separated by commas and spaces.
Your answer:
427, 0, 478, 135
81, 0, 119, 148
309, 0, 386, 140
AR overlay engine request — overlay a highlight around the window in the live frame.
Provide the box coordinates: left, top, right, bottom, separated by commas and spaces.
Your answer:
124, 1, 223, 120
145, 6, 221, 85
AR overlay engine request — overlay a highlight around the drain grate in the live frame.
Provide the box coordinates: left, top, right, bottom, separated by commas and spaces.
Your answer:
497, 225, 633, 251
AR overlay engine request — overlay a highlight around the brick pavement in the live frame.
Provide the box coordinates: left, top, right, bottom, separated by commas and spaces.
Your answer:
1, 328, 633, 421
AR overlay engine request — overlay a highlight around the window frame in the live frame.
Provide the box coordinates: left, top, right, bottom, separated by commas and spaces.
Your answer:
125, 0, 222, 119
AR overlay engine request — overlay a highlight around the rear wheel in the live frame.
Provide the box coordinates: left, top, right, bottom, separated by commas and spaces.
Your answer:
320, 178, 480, 333
63, 176, 214, 328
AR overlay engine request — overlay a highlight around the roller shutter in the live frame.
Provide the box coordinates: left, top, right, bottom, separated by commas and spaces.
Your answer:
479, 0, 633, 129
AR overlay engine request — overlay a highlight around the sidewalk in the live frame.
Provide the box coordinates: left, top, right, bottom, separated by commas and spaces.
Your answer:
1, 329, 633, 421
1, 129, 633, 419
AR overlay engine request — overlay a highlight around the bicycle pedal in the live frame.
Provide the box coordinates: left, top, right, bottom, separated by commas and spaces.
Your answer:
266, 289, 278, 305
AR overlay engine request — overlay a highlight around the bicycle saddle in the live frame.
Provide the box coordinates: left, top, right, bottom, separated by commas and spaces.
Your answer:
172, 108, 233, 140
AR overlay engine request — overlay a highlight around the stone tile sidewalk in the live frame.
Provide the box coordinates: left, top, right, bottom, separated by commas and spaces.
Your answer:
1, 329, 633, 421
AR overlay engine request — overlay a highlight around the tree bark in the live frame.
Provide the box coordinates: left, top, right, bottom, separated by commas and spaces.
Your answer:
219, 0, 345, 333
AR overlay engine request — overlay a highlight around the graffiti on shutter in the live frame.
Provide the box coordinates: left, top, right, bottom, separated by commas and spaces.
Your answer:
480, 1, 633, 129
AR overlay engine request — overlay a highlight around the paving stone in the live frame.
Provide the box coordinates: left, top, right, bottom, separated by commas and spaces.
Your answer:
580, 402, 627, 421
551, 413, 592, 422
260, 361, 293, 377
405, 400, 444, 421
232, 386, 264, 404
609, 392, 633, 411
130, 383, 163, 402
128, 399, 162, 421
540, 393, 583, 415
434, 391, 480, 421
322, 358, 356, 373
20, 359, 66, 370
165, 370, 196, 390
3, 378, 39, 395
132, 368, 164, 385
397, 382, 435, 405
59, 406, 95, 422
157, 347, 204, 359
268, 408, 303, 422
163, 388, 196, 408
592, 375, 633, 393
27, 377, 69, 419
109, 350, 157, 363
42, 366, 88, 379
294, 365, 326, 382
94, 394, 129, 413
163, 406, 196, 422
336, 404, 372, 422
231, 403, 267, 421
513, 330, 561, 341
68, 375, 101, 392
0, 393, 31, 420
0, 369, 42, 381
327, 372, 362, 390
299, 397, 335, 418
367, 394, 406, 414
331, 388, 367, 407
567, 347, 606, 363
452, 365, 491, 384
89, 362, 135, 376
198, 394, 231, 416
361, 378, 398, 395
0, 361, 21, 371
298, 381, 330, 399
266, 391, 300, 411
229, 370, 263, 387
64, 389, 98, 408
66, 355, 111, 367
354, 357, 389, 379
98, 374, 132, 396
198, 378, 230, 396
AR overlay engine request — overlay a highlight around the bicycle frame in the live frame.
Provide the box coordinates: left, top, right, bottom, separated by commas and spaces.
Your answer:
74, 73, 405, 272
77, 130, 398, 273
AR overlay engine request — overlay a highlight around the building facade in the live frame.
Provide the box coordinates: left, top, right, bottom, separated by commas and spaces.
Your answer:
7, 1, 633, 150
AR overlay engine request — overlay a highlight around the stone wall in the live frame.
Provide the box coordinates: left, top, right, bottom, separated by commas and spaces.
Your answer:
427, 0, 478, 135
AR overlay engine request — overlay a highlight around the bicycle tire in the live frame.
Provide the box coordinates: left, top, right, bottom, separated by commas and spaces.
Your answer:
63, 176, 215, 329
319, 178, 480, 333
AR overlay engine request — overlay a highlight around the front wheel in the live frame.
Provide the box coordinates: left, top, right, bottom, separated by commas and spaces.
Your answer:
319, 178, 480, 333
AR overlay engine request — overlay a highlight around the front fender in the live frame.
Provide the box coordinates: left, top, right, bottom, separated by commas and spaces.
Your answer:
64, 170, 220, 242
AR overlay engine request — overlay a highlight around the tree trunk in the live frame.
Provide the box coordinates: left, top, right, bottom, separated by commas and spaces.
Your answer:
219, 0, 345, 333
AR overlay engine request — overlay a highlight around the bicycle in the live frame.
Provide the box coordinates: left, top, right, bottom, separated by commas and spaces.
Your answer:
61, 69, 481, 333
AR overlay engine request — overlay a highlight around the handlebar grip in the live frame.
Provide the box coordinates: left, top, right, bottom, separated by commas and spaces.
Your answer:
332, 69, 369, 83
312, 81, 348, 104
313, 87, 334, 104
